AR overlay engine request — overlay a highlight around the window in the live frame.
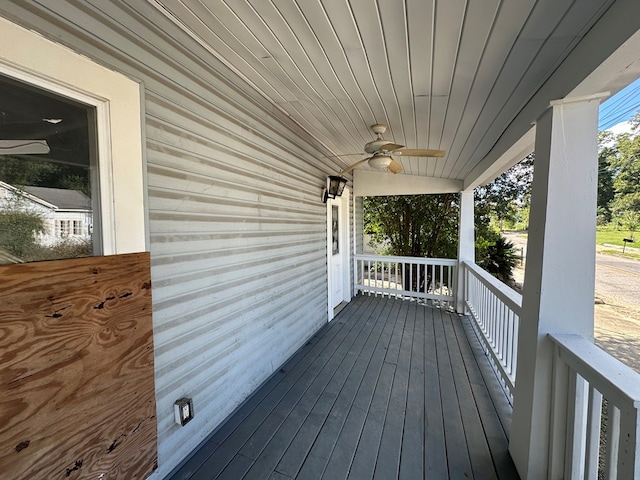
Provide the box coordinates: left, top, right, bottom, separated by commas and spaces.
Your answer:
332, 205, 340, 255
54, 220, 85, 238
0, 16, 146, 263
0, 74, 97, 262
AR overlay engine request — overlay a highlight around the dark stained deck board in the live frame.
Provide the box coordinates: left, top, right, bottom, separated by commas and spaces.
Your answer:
373, 299, 414, 479
187, 295, 377, 479
459, 318, 514, 437
434, 307, 475, 478
168, 295, 519, 480
297, 299, 412, 479
324, 299, 410, 479
424, 305, 448, 478
399, 300, 425, 479
443, 314, 499, 480
242, 296, 394, 478
456, 316, 519, 479
277, 303, 400, 477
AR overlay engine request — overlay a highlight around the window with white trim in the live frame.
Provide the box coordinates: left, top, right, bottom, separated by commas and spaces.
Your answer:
0, 17, 146, 262
0, 73, 97, 262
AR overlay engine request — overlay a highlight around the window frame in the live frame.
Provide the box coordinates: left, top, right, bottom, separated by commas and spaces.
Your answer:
0, 16, 147, 255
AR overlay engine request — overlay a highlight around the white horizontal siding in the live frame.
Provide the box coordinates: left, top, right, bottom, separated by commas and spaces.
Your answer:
0, 2, 340, 478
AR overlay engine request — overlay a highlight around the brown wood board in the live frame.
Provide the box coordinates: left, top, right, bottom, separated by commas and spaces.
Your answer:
0, 252, 157, 479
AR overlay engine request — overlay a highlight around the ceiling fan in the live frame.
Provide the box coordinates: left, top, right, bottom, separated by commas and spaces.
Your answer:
340, 124, 445, 175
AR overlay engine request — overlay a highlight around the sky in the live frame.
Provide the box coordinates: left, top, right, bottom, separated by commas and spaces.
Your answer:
599, 77, 640, 130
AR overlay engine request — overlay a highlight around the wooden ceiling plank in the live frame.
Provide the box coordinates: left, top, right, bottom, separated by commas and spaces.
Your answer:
349, 1, 403, 136
377, 0, 416, 151
233, 0, 362, 151
153, 0, 292, 104
442, 0, 539, 178
289, 0, 375, 147
407, 0, 435, 171
148, 0, 631, 183
433, 0, 501, 179
451, 0, 613, 179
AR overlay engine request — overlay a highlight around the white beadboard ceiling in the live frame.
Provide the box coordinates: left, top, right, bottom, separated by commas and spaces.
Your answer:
150, 0, 633, 184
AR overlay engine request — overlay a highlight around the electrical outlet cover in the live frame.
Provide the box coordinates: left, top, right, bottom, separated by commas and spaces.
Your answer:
174, 398, 194, 426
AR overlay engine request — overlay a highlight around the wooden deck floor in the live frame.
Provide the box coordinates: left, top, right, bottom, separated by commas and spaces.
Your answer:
168, 294, 519, 480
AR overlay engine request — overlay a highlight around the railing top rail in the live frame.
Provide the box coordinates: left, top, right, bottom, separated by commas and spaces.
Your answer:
355, 254, 457, 266
463, 260, 522, 313
549, 333, 640, 409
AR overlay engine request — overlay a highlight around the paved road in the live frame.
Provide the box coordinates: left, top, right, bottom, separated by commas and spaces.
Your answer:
503, 231, 640, 372
503, 231, 640, 308
595, 255, 640, 309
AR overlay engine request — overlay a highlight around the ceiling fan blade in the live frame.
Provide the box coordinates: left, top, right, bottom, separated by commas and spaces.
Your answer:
387, 157, 403, 174
379, 142, 405, 152
393, 148, 446, 157
339, 158, 369, 175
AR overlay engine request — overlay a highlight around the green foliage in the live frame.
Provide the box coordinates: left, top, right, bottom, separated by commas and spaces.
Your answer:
476, 230, 519, 283
364, 194, 459, 259
27, 238, 93, 262
0, 206, 44, 259
475, 154, 533, 233
598, 113, 640, 225
59, 174, 91, 196
364, 194, 459, 292
473, 156, 532, 283
0, 155, 93, 263
597, 131, 617, 224
0, 155, 90, 193
0, 155, 58, 187
616, 210, 639, 239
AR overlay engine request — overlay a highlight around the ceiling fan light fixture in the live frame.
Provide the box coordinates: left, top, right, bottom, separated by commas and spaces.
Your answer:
368, 153, 393, 170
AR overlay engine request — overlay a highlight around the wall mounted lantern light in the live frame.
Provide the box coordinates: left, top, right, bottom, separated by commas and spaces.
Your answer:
321, 175, 347, 203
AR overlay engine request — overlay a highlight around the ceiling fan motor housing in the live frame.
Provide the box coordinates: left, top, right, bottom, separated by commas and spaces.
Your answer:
364, 139, 395, 154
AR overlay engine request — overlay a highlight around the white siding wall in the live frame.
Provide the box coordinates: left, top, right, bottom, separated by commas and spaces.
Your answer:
0, 2, 347, 477
354, 196, 364, 255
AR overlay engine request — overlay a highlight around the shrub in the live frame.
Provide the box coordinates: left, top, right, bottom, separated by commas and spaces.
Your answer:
476, 231, 519, 283
0, 209, 44, 259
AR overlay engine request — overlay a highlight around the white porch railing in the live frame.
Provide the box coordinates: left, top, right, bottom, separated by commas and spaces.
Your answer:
462, 261, 521, 401
354, 254, 456, 308
549, 334, 640, 479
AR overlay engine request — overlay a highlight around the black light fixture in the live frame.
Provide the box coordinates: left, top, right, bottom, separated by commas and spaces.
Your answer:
321, 175, 348, 203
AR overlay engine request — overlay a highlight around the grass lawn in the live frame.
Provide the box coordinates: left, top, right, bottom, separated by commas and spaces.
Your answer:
600, 249, 640, 260
595, 229, 637, 248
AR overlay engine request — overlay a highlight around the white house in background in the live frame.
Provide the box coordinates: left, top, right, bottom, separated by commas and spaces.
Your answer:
0, 181, 92, 246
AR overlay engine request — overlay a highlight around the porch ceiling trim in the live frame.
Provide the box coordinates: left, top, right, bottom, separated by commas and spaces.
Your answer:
463, 0, 640, 189
353, 169, 462, 197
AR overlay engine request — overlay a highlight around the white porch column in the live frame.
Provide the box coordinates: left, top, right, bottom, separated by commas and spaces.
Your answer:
509, 94, 604, 479
456, 190, 474, 313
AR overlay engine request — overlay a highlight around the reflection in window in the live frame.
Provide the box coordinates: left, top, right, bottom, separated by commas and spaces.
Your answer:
0, 74, 98, 264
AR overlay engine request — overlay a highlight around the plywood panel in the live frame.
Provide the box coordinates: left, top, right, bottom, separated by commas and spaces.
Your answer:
0, 253, 156, 480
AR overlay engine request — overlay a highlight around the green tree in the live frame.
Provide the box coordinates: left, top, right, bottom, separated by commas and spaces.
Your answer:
364, 194, 459, 291
364, 194, 459, 259
59, 174, 91, 196
0, 155, 90, 193
0, 155, 58, 187
597, 131, 617, 224
472, 156, 531, 284
610, 116, 640, 220
0, 202, 44, 260
475, 154, 533, 233
362, 156, 532, 288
